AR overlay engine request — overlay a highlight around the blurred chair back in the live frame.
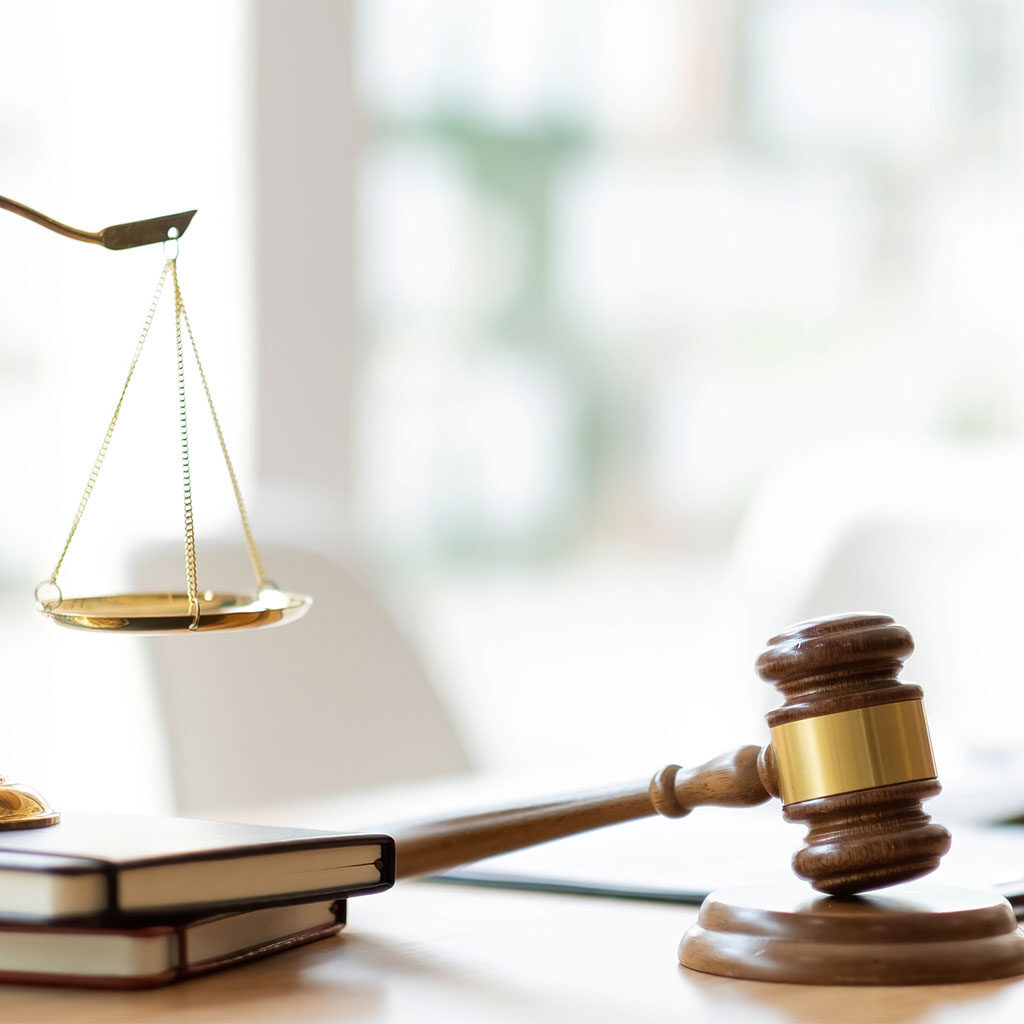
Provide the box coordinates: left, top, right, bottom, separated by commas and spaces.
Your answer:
732, 439, 1024, 760
131, 540, 471, 816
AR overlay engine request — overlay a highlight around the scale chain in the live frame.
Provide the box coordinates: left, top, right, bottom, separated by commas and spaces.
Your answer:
171, 262, 270, 593
40, 254, 271, 622
171, 261, 200, 629
43, 261, 172, 595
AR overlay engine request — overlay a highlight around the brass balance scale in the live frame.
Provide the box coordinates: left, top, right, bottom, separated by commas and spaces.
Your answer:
0, 194, 312, 828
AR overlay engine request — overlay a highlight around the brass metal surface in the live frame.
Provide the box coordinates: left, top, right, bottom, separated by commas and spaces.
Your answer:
0, 779, 60, 830
39, 591, 311, 635
0, 193, 196, 249
770, 700, 937, 805
35, 258, 308, 636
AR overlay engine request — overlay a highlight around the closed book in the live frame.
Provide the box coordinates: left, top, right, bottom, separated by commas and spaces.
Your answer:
0, 811, 393, 922
0, 899, 346, 988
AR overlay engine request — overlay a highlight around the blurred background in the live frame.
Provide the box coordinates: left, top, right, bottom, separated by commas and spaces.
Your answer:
2, 0, 1024, 817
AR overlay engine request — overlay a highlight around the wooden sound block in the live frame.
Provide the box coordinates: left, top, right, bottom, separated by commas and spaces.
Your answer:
680, 881, 1024, 985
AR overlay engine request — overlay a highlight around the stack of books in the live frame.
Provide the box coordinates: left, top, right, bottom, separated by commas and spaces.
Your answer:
0, 811, 394, 988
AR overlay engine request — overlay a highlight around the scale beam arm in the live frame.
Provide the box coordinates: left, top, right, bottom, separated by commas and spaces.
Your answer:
0, 193, 195, 250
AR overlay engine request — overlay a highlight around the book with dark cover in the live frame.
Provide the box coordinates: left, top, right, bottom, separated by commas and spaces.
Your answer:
0, 899, 347, 989
0, 811, 394, 922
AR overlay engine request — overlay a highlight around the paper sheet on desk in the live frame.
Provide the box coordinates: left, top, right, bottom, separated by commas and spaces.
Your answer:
432, 805, 1024, 915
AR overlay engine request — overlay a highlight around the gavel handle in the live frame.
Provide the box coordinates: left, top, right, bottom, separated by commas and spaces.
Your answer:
394, 745, 773, 879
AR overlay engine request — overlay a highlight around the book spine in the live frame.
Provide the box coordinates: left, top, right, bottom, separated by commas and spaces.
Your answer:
182, 922, 343, 981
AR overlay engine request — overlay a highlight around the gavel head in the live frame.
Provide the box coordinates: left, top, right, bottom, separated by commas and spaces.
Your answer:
756, 612, 951, 896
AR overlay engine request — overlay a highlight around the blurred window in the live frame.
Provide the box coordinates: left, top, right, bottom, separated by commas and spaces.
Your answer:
352, 0, 1024, 565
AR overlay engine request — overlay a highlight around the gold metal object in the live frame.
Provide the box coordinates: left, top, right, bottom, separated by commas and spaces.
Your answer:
0, 779, 60, 830
0, 193, 196, 249
44, 262, 173, 592
1, 194, 308, 829
769, 700, 937, 806
34, 247, 310, 635
170, 261, 273, 610
42, 591, 310, 635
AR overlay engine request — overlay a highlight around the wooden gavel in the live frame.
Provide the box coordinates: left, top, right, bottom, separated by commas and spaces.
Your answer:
395, 612, 952, 896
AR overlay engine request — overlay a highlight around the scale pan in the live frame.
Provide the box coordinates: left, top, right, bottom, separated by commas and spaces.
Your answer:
39, 590, 311, 635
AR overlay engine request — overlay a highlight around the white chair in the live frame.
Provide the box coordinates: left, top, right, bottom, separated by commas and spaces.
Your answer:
730, 439, 1024, 766
131, 540, 472, 816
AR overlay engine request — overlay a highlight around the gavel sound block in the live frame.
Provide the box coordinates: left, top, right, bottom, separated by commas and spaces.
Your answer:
393, 613, 1024, 985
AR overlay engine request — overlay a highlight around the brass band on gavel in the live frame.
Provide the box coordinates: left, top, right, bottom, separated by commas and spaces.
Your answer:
769, 700, 937, 806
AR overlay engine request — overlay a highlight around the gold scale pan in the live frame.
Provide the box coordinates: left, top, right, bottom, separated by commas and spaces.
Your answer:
2, 193, 311, 636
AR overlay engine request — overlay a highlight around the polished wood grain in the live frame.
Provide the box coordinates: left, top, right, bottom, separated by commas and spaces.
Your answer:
757, 613, 952, 895
681, 881, 1024, 985
395, 746, 771, 878
397, 613, 950, 898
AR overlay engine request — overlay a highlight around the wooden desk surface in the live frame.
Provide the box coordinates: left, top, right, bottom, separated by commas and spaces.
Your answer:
1, 883, 1022, 1023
